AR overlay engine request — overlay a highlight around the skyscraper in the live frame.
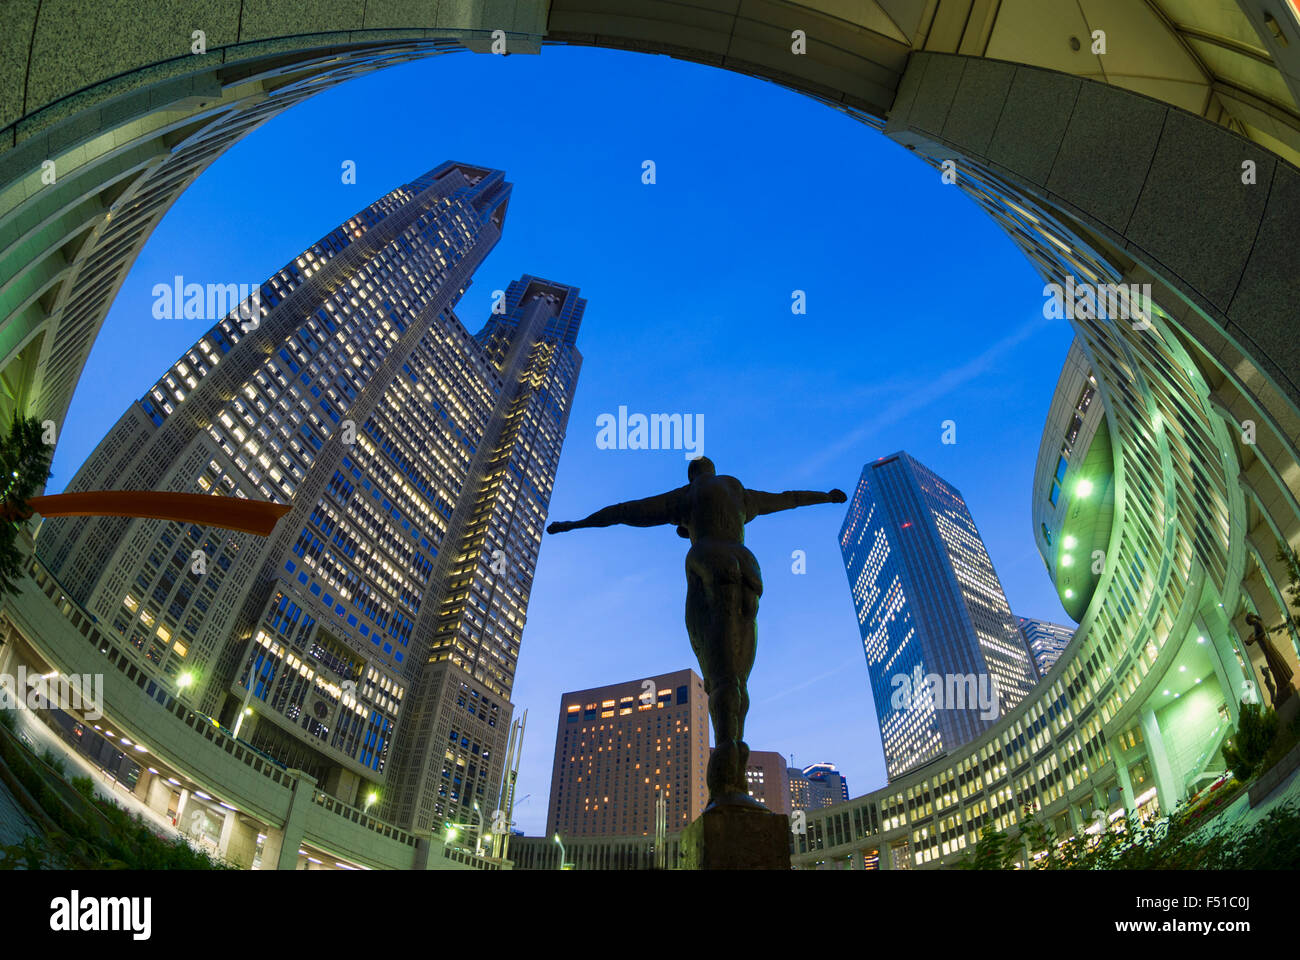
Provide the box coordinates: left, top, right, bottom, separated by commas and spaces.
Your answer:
802, 761, 850, 806
36, 161, 586, 836
546, 669, 708, 839
788, 765, 813, 811
787, 761, 848, 810
710, 747, 790, 814
1016, 616, 1075, 677
839, 452, 1037, 780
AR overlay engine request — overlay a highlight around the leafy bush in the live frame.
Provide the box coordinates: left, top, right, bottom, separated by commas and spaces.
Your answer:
956, 795, 1300, 870
0, 415, 52, 598
0, 836, 53, 870
0, 727, 231, 869
1251, 716, 1300, 784
1221, 701, 1279, 781
70, 775, 94, 801
954, 819, 1020, 870
38, 747, 66, 777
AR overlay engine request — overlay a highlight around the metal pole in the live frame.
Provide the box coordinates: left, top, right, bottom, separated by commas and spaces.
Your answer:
501, 709, 526, 862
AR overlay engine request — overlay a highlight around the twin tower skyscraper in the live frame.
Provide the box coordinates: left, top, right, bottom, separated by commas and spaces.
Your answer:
37, 162, 583, 836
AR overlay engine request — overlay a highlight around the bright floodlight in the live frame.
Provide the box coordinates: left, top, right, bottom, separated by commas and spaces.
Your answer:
1076, 478, 1094, 497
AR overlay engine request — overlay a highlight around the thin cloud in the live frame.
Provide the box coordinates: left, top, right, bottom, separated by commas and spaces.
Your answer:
755, 654, 862, 706
796, 313, 1057, 477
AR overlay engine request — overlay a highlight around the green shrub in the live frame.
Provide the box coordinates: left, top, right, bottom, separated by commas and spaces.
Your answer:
1221, 701, 1279, 781
70, 775, 94, 801
0, 835, 55, 870
1251, 717, 1300, 783
956, 797, 1300, 870
38, 747, 66, 777
955, 819, 1018, 870
0, 415, 53, 598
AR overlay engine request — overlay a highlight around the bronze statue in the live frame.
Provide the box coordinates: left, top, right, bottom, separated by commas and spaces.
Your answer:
1261, 666, 1278, 707
1244, 612, 1295, 708
547, 456, 845, 808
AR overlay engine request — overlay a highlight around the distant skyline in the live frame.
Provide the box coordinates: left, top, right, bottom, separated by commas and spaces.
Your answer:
48, 46, 1075, 836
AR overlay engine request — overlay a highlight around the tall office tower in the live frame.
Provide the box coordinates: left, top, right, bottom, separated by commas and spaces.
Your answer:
802, 761, 850, 806
788, 766, 813, 811
840, 452, 1038, 780
709, 747, 790, 814
546, 669, 708, 839
36, 162, 586, 836
1016, 616, 1075, 677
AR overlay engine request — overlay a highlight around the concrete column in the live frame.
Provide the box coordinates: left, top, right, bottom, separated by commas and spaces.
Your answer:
321, 766, 360, 806
1139, 708, 1179, 814
142, 775, 175, 821
131, 766, 153, 802
258, 827, 287, 871
0, 633, 17, 716
0, 625, 17, 679
1209, 611, 1258, 716
1201, 618, 1242, 724
261, 770, 314, 871
174, 787, 191, 830
1083, 786, 1108, 837
1091, 785, 1109, 823
218, 809, 259, 869
1115, 754, 1136, 815
412, 831, 435, 870
1067, 798, 1085, 837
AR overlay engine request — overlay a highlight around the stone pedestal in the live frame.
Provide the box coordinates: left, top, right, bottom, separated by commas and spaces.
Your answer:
681, 804, 791, 870
1276, 690, 1298, 729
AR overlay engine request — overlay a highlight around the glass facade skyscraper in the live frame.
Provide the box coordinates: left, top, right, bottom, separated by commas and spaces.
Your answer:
1016, 616, 1075, 677
801, 762, 850, 807
35, 161, 585, 834
839, 452, 1037, 780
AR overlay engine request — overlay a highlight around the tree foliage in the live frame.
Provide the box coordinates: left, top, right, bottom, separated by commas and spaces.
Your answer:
0, 414, 51, 597
1221, 700, 1279, 781
955, 792, 1300, 870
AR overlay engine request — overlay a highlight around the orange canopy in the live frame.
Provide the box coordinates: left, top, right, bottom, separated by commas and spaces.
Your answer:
26, 491, 291, 537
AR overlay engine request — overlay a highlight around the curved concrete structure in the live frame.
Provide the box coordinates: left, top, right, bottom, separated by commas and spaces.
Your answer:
0, 2, 1297, 868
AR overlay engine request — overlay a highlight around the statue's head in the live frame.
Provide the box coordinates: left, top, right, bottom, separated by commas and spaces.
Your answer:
687, 456, 715, 483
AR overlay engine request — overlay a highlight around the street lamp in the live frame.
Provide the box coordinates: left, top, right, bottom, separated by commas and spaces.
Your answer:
471, 801, 485, 856
364, 790, 378, 813
553, 832, 567, 871
232, 706, 253, 739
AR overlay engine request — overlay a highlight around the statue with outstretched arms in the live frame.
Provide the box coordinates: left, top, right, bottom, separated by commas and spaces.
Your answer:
547, 455, 846, 808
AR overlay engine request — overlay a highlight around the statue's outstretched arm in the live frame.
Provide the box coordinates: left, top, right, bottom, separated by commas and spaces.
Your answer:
744, 487, 847, 521
547, 486, 688, 534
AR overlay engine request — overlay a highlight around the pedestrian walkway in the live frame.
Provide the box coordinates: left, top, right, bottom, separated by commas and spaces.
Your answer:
12, 707, 180, 840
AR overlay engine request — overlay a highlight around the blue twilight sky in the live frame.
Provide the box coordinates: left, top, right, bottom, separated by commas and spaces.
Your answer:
49, 47, 1075, 836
